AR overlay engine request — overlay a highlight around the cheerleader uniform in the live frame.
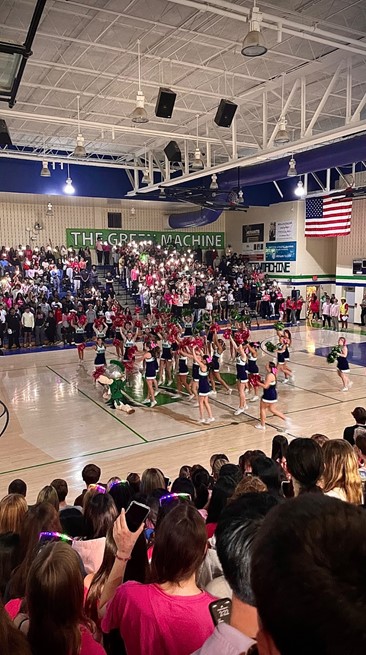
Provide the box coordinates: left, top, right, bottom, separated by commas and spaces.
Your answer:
192, 362, 200, 382
74, 326, 85, 345
247, 353, 259, 375
161, 340, 172, 362
262, 379, 277, 403
94, 344, 106, 366
236, 355, 248, 383
212, 348, 220, 373
178, 355, 189, 375
198, 367, 210, 396
183, 321, 193, 337
283, 339, 290, 361
123, 339, 135, 362
145, 356, 157, 380
277, 347, 286, 365
95, 329, 106, 341
337, 353, 350, 373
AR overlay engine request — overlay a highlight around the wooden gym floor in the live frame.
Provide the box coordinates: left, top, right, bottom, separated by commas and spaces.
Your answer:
0, 326, 365, 503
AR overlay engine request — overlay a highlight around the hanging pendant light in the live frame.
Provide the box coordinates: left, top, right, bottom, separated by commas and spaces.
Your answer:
191, 114, 204, 170
238, 189, 245, 203
287, 155, 297, 176
274, 75, 290, 145
141, 143, 151, 184
64, 164, 75, 194
40, 160, 50, 177
159, 187, 166, 198
131, 40, 149, 124
241, 4, 267, 57
295, 180, 306, 197
73, 95, 86, 158
210, 173, 218, 190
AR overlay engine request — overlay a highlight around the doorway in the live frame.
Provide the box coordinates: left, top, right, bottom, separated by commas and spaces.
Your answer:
343, 287, 355, 323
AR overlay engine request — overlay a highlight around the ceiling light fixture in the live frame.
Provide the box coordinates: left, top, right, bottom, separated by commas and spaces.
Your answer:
210, 173, 218, 190
287, 155, 297, 177
191, 114, 204, 171
64, 164, 75, 194
159, 187, 166, 198
274, 74, 290, 145
40, 160, 50, 177
294, 180, 306, 197
141, 143, 151, 184
73, 95, 86, 158
238, 189, 245, 203
241, 3, 267, 57
46, 202, 53, 215
131, 40, 149, 124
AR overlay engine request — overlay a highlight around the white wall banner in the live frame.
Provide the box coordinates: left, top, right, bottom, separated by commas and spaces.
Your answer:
268, 220, 294, 242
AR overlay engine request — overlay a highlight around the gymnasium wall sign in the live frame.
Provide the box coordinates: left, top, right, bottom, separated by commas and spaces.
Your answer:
265, 241, 297, 262
66, 229, 225, 250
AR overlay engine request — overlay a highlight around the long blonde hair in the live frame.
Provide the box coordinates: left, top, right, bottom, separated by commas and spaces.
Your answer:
322, 440, 362, 504
0, 494, 27, 534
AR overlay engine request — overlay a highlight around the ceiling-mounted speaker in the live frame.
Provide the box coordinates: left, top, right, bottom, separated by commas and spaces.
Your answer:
0, 120, 12, 146
155, 87, 177, 118
164, 140, 182, 163
214, 99, 238, 128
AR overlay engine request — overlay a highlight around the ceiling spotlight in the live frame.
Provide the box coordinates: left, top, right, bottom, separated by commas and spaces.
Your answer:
274, 116, 290, 145
64, 164, 75, 194
73, 95, 86, 157
295, 180, 306, 198
287, 156, 297, 177
241, 5, 267, 57
210, 173, 219, 190
40, 160, 50, 177
131, 40, 148, 124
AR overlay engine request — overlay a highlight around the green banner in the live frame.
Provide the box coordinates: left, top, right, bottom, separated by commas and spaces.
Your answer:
66, 228, 225, 250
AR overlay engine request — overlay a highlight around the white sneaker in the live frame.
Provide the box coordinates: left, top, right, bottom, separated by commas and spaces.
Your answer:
234, 408, 244, 416
188, 394, 195, 401
167, 380, 173, 386
290, 375, 295, 382
243, 404, 248, 410
150, 400, 157, 407
250, 396, 259, 402
155, 390, 160, 397
142, 398, 150, 404
209, 390, 217, 396
206, 417, 215, 423
348, 380, 353, 388
342, 387, 349, 392
198, 418, 206, 424
255, 424, 266, 431
193, 402, 199, 407
225, 389, 233, 395
172, 393, 182, 399
283, 379, 289, 384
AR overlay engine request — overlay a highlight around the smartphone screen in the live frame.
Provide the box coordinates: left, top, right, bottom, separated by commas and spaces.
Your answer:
209, 598, 232, 626
125, 501, 150, 532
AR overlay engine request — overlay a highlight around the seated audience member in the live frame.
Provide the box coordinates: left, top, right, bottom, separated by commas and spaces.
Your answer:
251, 456, 283, 501
36, 485, 59, 511
0, 599, 31, 655
0, 533, 19, 599
72, 492, 118, 574
7, 479, 27, 498
354, 428, 366, 467
343, 406, 366, 446
271, 435, 288, 472
191, 467, 211, 516
286, 438, 324, 496
51, 478, 76, 512
251, 495, 366, 655
321, 439, 362, 504
179, 465, 192, 479
210, 454, 229, 477
16, 542, 106, 654
74, 464, 101, 506
140, 468, 166, 496
238, 450, 265, 475
171, 477, 195, 497
108, 480, 133, 513
195, 493, 279, 653
311, 433, 329, 447
106, 477, 122, 492
0, 495, 27, 534
218, 464, 243, 486
206, 476, 237, 538
211, 456, 229, 483
126, 472, 140, 494
230, 476, 267, 502
100, 505, 216, 655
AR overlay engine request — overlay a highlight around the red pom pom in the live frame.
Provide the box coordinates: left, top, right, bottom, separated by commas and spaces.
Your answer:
94, 317, 105, 330
134, 320, 142, 328
248, 373, 262, 388
134, 306, 141, 314
93, 366, 105, 381
113, 337, 122, 347
223, 329, 232, 340
210, 323, 219, 332
77, 343, 86, 353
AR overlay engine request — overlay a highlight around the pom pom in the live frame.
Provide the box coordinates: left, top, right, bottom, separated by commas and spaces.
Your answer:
113, 337, 122, 347
327, 345, 343, 364
265, 341, 278, 353
77, 314, 87, 326
134, 306, 141, 314
134, 320, 142, 328
248, 373, 262, 388
210, 322, 219, 332
94, 317, 105, 330
223, 329, 232, 340
274, 321, 284, 332
92, 365, 106, 381
77, 343, 86, 353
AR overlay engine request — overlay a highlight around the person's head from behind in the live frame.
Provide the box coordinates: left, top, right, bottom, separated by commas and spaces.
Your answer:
26, 542, 87, 654
286, 438, 324, 496
37, 485, 59, 511
212, 457, 229, 481
311, 433, 329, 447
108, 481, 133, 513
8, 479, 27, 497
238, 450, 265, 474
82, 463, 101, 487
206, 476, 237, 524
150, 504, 207, 585
140, 468, 166, 496
352, 406, 366, 425
216, 493, 278, 606
219, 463, 243, 485
50, 479, 68, 503
210, 453, 229, 476
252, 495, 366, 655
251, 456, 282, 496
126, 472, 140, 494
230, 476, 267, 502
83, 492, 118, 539
355, 428, 366, 459
322, 439, 362, 504
271, 435, 288, 463
0, 494, 27, 534
179, 465, 191, 479
171, 477, 195, 497
191, 467, 210, 510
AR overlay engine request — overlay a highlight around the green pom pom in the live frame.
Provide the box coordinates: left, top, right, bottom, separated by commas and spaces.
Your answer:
274, 322, 284, 332
265, 341, 277, 353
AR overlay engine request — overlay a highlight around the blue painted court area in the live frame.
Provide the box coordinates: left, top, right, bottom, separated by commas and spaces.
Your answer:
315, 341, 366, 367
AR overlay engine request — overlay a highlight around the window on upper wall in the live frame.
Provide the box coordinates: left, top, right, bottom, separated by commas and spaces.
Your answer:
108, 212, 122, 228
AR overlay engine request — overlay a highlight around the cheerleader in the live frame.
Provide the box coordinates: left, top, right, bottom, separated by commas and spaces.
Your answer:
184, 346, 202, 405
112, 316, 124, 359
230, 336, 248, 415
193, 348, 214, 424
283, 329, 292, 363
255, 362, 288, 431
175, 347, 191, 397
182, 313, 194, 337
337, 336, 351, 391
93, 318, 107, 341
247, 342, 260, 401
94, 337, 106, 369
277, 336, 293, 383
74, 317, 86, 363
158, 329, 173, 385
139, 342, 160, 407
209, 334, 232, 395
122, 328, 138, 386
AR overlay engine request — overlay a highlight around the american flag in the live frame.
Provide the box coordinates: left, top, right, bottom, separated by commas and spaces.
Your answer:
305, 193, 352, 237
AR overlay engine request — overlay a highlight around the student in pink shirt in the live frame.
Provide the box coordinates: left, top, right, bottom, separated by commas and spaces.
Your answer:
100, 504, 216, 655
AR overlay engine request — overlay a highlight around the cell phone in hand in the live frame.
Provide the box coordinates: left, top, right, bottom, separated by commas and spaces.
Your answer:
125, 500, 150, 532
209, 598, 232, 626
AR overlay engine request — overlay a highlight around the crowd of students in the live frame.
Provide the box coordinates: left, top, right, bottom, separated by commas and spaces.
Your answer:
1, 407, 366, 655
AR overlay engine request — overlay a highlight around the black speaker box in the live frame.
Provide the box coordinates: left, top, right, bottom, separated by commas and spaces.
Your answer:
155, 87, 177, 118
0, 120, 12, 146
214, 99, 238, 128
164, 140, 182, 163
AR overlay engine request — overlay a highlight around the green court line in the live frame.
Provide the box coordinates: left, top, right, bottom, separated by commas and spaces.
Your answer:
46, 366, 148, 443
